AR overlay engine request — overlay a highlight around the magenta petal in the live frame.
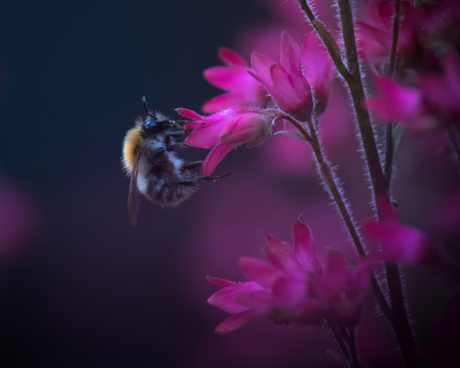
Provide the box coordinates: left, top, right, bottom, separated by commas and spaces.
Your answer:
293, 221, 321, 273
280, 31, 303, 81
366, 77, 425, 127
236, 289, 272, 309
324, 252, 349, 283
208, 281, 262, 314
302, 32, 334, 92
351, 263, 371, 290
266, 235, 293, 270
202, 142, 235, 176
251, 52, 276, 88
207, 276, 238, 287
186, 124, 221, 148
271, 274, 306, 306
376, 198, 399, 223
219, 47, 248, 69
203, 93, 247, 113
238, 257, 279, 288
220, 113, 265, 144
204, 67, 240, 90
176, 108, 203, 120
364, 220, 431, 265
215, 310, 256, 334
267, 235, 287, 253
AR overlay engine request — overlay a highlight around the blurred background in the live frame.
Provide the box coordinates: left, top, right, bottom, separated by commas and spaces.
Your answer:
0, 0, 459, 367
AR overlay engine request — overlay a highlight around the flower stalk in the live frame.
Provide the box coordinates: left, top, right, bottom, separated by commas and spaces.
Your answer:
337, 1, 418, 366
384, 0, 401, 187
294, 0, 419, 366
282, 114, 392, 321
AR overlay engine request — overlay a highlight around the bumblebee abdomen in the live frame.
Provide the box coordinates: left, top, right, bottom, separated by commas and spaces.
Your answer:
122, 128, 142, 174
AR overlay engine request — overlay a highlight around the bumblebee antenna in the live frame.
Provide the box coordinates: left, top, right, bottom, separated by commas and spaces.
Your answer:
142, 96, 157, 119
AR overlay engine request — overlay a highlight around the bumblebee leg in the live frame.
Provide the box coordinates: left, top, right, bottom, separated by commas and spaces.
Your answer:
180, 161, 203, 172
164, 130, 186, 145
172, 173, 229, 186
165, 143, 189, 152
149, 146, 166, 159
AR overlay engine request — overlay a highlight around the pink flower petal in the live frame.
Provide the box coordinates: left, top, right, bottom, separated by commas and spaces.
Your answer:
238, 257, 279, 288
376, 197, 399, 223
176, 108, 202, 120
202, 93, 249, 113
365, 220, 430, 265
202, 142, 235, 176
302, 32, 334, 93
215, 310, 257, 334
219, 47, 248, 69
220, 113, 265, 144
235, 289, 272, 309
280, 31, 303, 81
207, 276, 239, 287
250, 52, 276, 88
204, 67, 241, 90
293, 221, 321, 273
208, 281, 263, 314
366, 77, 428, 128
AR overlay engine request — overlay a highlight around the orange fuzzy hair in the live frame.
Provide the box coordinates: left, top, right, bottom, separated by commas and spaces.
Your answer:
122, 128, 142, 174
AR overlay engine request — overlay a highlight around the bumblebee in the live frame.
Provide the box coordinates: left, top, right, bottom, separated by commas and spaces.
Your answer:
122, 97, 225, 225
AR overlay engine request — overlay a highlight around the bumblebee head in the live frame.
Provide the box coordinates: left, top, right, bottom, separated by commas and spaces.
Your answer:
141, 97, 177, 134
142, 115, 176, 134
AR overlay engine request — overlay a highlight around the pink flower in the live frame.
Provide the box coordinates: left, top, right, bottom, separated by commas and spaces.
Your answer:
311, 252, 370, 326
207, 221, 323, 333
364, 199, 444, 269
177, 107, 275, 176
249, 32, 313, 122
366, 76, 436, 130
355, 1, 417, 70
301, 32, 335, 117
207, 220, 371, 333
420, 53, 460, 122
202, 48, 270, 112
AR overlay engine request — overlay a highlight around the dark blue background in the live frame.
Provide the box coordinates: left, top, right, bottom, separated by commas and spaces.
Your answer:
0, 1, 273, 367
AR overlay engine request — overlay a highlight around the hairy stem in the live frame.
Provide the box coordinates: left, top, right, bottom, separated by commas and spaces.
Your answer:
447, 123, 460, 161
326, 318, 353, 363
384, 0, 401, 187
284, 115, 392, 320
336, 0, 387, 199
336, 1, 419, 366
339, 325, 361, 368
294, 0, 352, 83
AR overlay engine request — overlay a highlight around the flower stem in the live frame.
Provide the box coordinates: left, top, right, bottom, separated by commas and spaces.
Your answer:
294, 0, 352, 83
339, 325, 361, 368
335, 1, 419, 366
283, 115, 392, 321
326, 317, 353, 364
384, 0, 401, 187
447, 123, 460, 162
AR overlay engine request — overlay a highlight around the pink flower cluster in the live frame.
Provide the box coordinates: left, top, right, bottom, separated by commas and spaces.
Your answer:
365, 199, 445, 270
179, 31, 334, 175
367, 53, 460, 130
208, 220, 370, 333
360, 0, 460, 130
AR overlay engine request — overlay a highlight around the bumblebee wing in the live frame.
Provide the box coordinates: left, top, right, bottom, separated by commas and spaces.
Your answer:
128, 151, 141, 226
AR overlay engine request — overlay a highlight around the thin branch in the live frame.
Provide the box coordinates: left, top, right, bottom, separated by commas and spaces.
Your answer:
326, 318, 352, 362
335, 1, 419, 366
348, 328, 361, 368
283, 115, 392, 320
447, 123, 460, 161
294, 0, 352, 83
336, 0, 387, 200
384, 0, 401, 186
